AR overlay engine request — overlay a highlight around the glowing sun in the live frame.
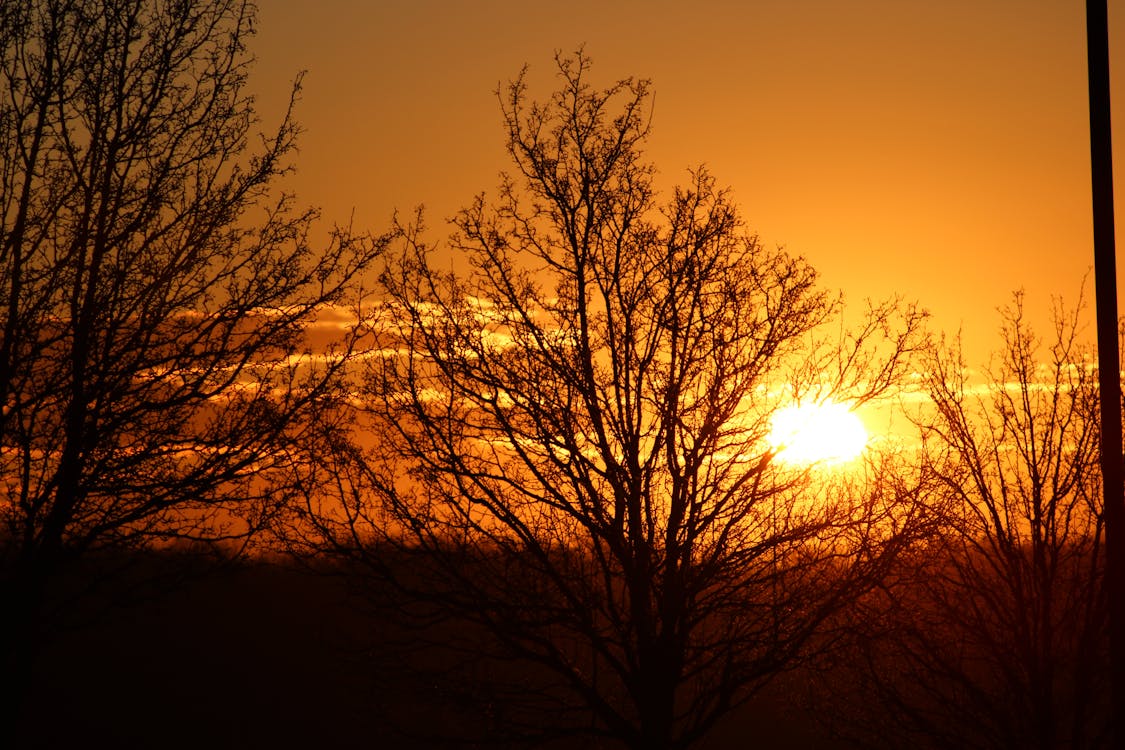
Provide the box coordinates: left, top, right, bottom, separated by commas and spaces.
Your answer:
768, 400, 868, 465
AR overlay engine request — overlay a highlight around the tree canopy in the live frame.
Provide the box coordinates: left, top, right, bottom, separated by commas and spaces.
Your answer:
304, 51, 932, 750
0, 0, 385, 713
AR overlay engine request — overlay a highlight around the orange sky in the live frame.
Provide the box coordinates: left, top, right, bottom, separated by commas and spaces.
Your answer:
250, 0, 1125, 363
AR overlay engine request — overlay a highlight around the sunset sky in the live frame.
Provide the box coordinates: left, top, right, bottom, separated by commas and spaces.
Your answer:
250, 0, 1125, 363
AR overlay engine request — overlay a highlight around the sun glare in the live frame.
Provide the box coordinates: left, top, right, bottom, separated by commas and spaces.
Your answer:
768, 400, 868, 466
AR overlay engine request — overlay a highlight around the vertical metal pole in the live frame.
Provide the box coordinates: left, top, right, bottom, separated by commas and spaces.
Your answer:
1087, 0, 1125, 743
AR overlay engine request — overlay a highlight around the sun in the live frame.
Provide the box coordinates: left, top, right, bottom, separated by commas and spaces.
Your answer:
768, 400, 868, 465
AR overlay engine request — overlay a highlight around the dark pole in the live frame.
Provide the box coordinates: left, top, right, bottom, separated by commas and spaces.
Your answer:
1087, 0, 1125, 743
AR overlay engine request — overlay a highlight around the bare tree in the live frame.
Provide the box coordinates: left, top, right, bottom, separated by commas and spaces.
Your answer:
821, 294, 1108, 749
0, 0, 384, 713
304, 52, 931, 749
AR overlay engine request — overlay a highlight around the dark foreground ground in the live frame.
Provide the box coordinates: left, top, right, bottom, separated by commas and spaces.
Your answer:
17, 560, 847, 749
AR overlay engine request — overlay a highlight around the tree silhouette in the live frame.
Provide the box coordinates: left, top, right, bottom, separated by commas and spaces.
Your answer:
305, 52, 932, 749
821, 294, 1108, 749
0, 0, 384, 717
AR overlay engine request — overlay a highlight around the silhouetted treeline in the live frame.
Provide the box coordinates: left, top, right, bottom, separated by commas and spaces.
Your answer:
812, 538, 1108, 750
2, 1, 1110, 748
10, 537, 1107, 749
